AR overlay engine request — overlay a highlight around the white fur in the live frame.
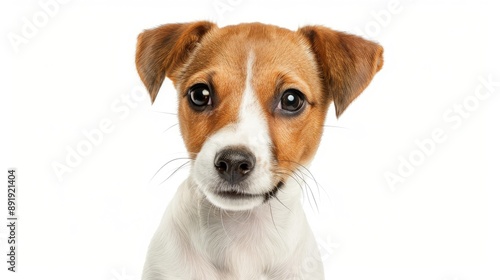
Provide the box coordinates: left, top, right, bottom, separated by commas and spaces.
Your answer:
142, 52, 324, 280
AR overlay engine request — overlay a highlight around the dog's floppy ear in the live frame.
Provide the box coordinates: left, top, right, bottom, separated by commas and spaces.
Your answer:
135, 21, 216, 102
298, 26, 383, 117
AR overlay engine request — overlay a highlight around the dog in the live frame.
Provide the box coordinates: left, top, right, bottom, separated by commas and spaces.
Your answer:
135, 21, 383, 280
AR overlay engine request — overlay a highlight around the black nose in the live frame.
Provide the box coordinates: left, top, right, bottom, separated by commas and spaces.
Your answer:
214, 147, 256, 185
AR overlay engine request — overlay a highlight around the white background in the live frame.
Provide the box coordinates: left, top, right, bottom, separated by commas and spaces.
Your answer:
1, 0, 500, 279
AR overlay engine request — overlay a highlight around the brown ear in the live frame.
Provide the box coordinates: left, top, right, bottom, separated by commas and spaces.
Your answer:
135, 21, 216, 102
298, 26, 383, 117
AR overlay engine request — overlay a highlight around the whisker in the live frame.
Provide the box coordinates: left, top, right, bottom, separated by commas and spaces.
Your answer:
160, 161, 191, 185
281, 160, 319, 187
279, 160, 329, 202
302, 174, 320, 211
151, 111, 178, 116
275, 170, 309, 207
276, 168, 309, 198
163, 123, 179, 133
150, 157, 192, 182
323, 124, 349, 129
273, 193, 292, 213
293, 169, 318, 212
293, 167, 320, 212
276, 162, 321, 213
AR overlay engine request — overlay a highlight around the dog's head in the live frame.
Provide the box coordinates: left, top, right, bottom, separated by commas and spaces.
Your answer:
136, 21, 383, 211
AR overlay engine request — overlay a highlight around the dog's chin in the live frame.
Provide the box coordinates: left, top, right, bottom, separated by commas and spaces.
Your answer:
202, 182, 283, 211
204, 190, 265, 211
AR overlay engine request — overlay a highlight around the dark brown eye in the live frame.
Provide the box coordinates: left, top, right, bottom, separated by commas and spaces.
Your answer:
279, 89, 305, 113
188, 84, 212, 108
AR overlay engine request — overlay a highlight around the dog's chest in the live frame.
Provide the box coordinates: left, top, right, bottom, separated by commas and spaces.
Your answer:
199, 208, 293, 278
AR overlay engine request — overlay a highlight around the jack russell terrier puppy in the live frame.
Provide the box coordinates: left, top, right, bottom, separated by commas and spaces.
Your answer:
136, 21, 383, 280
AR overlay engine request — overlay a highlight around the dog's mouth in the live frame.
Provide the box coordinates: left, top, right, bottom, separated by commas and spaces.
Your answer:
215, 181, 283, 202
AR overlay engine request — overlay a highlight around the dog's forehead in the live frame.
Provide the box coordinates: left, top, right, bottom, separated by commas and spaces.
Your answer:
208, 23, 316, 69
181, 23, 321, 100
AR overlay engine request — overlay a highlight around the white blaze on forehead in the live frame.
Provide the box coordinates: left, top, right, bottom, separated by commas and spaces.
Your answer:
238, 52, 272, 158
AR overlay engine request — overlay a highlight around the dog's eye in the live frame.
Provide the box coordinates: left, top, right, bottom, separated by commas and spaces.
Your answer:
188, 84, 212, 107
278, 89, 305, 113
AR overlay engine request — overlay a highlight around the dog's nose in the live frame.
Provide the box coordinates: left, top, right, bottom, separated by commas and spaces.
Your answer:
214, 147, 256, 185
